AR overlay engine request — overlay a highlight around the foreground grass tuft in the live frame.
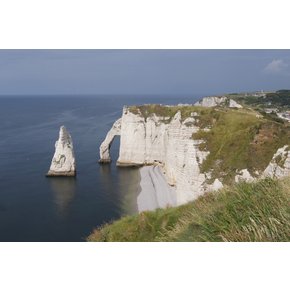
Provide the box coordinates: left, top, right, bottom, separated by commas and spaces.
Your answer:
87, 177, 290, 242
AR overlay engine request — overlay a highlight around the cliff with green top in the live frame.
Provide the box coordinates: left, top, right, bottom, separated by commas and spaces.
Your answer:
95, 94, 290, 241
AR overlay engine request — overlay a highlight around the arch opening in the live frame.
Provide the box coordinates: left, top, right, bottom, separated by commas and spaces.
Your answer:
99, 118, 122, 163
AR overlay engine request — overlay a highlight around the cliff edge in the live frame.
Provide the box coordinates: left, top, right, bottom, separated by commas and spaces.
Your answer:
99, 96, 290, 205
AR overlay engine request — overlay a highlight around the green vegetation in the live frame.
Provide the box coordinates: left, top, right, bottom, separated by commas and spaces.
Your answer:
235, 90, 290, 108
262, 90, 290, 107
87, 177, 290, 242
128, 104, 213, 122
192, 108, 290, 183
129, 103, 290, 184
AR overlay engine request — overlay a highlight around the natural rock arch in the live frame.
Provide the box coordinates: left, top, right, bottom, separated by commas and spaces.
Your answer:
99, 118, 122, 163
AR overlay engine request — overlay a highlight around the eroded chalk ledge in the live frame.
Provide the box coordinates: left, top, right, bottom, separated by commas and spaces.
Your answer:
46, 170, 76, 177
98, 158, 112, 164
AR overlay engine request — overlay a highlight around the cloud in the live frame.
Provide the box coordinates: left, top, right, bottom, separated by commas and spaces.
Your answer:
263, 59, 289, 74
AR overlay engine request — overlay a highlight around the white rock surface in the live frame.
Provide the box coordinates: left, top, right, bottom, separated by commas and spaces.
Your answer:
263, 145, 290, 178
138, 165, 177, 212
99, 118, 122, 163
235, 169, 255, 182
206, 178, 223, 192
229, 99, 243, 108
194, 96, 227, 107
113, 107, 211, 204
47, 126, 76, 176
194, 96, 242, 109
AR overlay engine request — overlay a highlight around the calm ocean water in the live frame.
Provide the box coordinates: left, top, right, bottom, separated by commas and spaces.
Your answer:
0, 95, 200, 241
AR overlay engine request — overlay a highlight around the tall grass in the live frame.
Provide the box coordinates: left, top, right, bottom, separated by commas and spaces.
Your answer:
87, 177, 290, 242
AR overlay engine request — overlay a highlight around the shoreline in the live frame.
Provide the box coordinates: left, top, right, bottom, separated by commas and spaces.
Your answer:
137, 165, 177, 212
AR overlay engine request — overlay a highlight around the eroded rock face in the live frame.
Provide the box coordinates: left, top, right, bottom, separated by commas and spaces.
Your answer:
111, 107, 211, 204
229, 99, 243, 108
99, 118, 122, 163
206, 178, 223, 192
47, 126, 76, 177
235, 169, 255, 183
263, 146, 290, 178
194, 96, 227, 107
194, 96, 243, 108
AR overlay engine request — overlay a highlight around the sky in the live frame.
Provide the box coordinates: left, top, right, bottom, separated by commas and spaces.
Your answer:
0, 49, 290, 96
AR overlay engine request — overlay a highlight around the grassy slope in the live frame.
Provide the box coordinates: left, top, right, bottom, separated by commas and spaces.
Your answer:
88, 177, 290, 242
193, 108, 290, 183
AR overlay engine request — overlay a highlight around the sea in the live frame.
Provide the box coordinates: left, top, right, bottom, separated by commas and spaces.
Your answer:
0, 95, 200, 241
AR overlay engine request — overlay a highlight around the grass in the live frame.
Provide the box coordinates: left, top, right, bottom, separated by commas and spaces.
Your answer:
128, 104, 213, 123
192, 108, 290, 183
87, 177, 290, 242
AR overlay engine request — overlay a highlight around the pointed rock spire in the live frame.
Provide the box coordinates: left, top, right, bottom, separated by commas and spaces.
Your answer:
46, 126, 76, 177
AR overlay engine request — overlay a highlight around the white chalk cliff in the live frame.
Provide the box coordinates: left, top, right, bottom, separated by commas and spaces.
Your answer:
99, 100, 289, 207
229, 99, 243, 108
47, 126, 76, 176
194, 96, 243, 108
100, 106, 221, 204
99, 118, 122, 163
263, 145, 290, 178
194, 96, 227, 107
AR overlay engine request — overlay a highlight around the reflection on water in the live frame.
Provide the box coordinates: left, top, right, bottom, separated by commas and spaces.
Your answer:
49, 177, 77, 218
99, 163, 140, 216
117, 167, 140, 215
99, 163, 115, 197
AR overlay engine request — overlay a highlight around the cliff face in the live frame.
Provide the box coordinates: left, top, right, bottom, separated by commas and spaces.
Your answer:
194, 95, 243, 109
100, 106, 223, 204
99, 101, 290, 206
194, 96, 228, 107
119, 108, 212, 203
263, 145, 290, 178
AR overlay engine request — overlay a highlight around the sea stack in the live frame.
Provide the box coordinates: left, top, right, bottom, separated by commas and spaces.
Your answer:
46, 126, 76, 177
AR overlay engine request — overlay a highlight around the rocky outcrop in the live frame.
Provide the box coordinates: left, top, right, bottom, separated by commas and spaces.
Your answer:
47, 126, 76, 177
194, 96, 243, 108
206, 178, 223, 192
229, 99, 243, 108
194, 96, 228, 107
99, 118, 122, 163
101, 107, 217, 204
263, 146, 290, 178
235, 169, 255, 183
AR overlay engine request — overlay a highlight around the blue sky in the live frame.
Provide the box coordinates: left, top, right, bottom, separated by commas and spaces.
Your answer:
0, 50, 289, 95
